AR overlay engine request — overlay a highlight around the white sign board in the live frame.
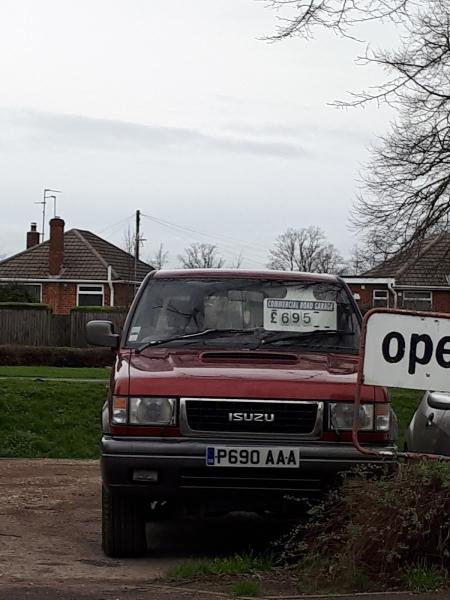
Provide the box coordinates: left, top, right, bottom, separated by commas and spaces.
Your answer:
263, 298, 337, 332
363, 311, 450, 392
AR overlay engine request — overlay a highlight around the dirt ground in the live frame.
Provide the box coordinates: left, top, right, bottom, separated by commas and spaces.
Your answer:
0, 459, 448, 600
0, 459, 292, 599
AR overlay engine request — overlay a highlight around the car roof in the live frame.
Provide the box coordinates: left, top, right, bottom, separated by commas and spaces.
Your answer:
153, 269, 341, 283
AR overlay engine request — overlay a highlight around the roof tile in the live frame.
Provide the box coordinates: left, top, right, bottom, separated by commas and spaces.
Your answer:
364, 233, 450, 286
0, 229, 154, 281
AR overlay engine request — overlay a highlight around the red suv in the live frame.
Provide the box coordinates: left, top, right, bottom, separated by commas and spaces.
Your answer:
87, 270, 397, 557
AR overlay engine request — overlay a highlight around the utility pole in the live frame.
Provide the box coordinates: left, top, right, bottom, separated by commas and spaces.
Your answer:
134, 209, 140, 295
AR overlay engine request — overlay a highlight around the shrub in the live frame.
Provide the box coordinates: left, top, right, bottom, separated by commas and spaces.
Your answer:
283, 461, 450, 591
0, 283, 40, 303
0, 302, 50, 310
0, 345, 115, 367
70, 306, 126, 313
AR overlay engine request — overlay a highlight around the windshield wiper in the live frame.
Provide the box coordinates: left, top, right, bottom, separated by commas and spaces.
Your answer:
134, 328, 261, 353
255, 329, 352, 347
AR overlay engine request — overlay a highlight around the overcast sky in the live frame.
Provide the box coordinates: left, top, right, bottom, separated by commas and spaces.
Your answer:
0, 0, 397, 268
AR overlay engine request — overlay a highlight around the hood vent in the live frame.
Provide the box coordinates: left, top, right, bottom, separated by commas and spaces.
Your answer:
200, 351, 298, 364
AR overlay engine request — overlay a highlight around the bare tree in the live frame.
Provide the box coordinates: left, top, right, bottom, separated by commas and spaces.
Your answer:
267, 227, 344, 273
345, 226, 405, 274
265, 1, 450, 254
121, 225, 135, 255
178, 242, 225, 269
344, 242, 380, 275
265, 1, 413, 41
345, 3, 450, 253
150, 243, 169, 270
231, 251, 244, 269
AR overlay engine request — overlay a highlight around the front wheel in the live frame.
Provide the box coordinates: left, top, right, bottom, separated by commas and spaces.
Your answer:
102, 487, 147, 558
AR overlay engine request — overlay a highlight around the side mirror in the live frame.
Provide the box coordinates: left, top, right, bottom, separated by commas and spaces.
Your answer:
427, 392, 450, 411
86, 320, 120, 348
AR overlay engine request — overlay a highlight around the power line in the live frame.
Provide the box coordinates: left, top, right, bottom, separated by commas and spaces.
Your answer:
94, 211, 270, 268
141, 213, 268, 254
142, 219, 268, 266
96, 214, 135, 238
141, 213, 269, 265
162, 226, 264, 267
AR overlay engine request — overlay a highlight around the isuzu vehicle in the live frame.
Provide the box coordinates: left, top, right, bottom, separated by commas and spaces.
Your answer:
87, 269, 397, 557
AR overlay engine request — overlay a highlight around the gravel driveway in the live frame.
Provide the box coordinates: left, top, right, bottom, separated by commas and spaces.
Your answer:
0, 459, 448, 600
0, 459, 289, 598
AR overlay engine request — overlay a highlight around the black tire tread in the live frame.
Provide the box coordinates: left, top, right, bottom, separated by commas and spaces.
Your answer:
102, 487, 147, 558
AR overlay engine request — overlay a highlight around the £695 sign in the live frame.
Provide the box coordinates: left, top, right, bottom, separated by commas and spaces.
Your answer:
363, 310, 450, 392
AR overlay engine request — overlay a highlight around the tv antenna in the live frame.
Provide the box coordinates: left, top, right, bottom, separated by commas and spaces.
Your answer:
35, 188, 62, 241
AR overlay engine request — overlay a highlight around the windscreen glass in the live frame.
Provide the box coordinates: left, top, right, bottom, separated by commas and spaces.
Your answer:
126, 278, 360, 352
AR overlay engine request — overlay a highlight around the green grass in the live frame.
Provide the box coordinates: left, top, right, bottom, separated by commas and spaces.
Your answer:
403, 563, 447, 592
0, 375, 424, 460
0, 379, 106, 458
0, 366, 110, 379
390, 387, 424, 448
167, 553, 274, 580
231, 580, 260, 597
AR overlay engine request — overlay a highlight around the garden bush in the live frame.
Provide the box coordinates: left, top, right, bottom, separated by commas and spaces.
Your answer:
0, 302, 50, 310
284, 461, 450, 592
70, 305, 126, 313
0, 345, 115, 367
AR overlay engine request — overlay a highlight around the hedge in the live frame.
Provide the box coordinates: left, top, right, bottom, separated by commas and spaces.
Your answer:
70, 306, 127, 313
0, 303, 51, 311
0, 345, 115, 367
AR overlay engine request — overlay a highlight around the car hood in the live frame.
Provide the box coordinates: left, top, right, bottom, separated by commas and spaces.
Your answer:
120, 348, 377, 402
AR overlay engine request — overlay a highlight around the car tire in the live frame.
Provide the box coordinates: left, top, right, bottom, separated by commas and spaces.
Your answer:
102, 486, 147, 558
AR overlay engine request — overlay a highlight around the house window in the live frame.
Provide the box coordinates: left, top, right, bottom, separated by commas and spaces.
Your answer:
23, 284, 42, 302
402, 290, 433, 312
77, 284, 104, 307
373, 289, 389, 308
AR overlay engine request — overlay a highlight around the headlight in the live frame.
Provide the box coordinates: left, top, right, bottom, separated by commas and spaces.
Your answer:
375, 404, 391, 432
129, 397, 176, 425
112, 396, 128, 424
329, 403, 374, 431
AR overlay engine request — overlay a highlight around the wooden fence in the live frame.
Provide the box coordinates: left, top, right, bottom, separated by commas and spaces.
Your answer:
70, 310, 127, 347
0, 308, 53, 346
0, 307, 127, 348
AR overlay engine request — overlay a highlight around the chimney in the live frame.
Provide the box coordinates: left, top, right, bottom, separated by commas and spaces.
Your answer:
49, 216, 65, 275
26, 222, 40, 249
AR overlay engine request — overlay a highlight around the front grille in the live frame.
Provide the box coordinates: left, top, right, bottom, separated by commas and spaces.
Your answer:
180, 468, 322, 492
183, 399, 320, 436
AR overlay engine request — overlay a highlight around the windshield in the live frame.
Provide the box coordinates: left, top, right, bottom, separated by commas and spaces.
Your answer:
126, 277, 360, 353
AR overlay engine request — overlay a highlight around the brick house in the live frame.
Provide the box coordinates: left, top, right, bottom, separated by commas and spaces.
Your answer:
0, 218, 154, 314
344, 232, 450, 314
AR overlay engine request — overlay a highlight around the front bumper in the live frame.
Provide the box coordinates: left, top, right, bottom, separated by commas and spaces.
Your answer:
102, 436, 395, 504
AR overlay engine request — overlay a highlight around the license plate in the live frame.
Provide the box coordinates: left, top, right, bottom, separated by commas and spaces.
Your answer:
206, 446, 300, 468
